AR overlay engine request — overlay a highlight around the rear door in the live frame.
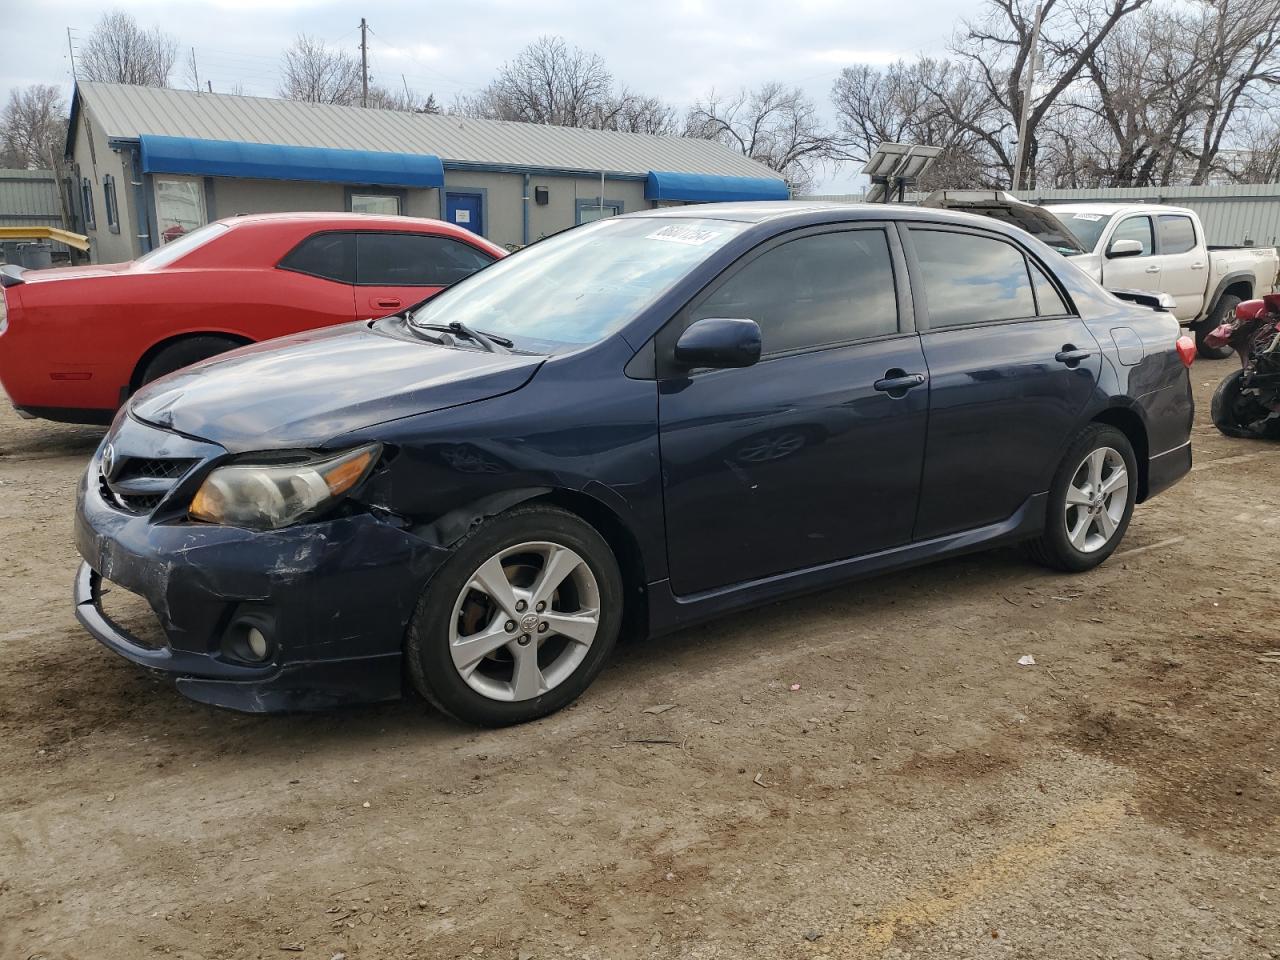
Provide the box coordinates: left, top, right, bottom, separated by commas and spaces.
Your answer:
903, 225, 1102, 540
657, 223, 930, 595
1154, 213, 1207, 321
354, 232, 497, 315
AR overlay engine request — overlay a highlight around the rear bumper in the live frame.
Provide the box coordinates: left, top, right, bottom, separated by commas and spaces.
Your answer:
1146, 440, 1192, 501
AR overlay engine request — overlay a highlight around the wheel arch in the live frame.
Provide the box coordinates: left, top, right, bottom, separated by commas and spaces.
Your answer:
1204, 273, 1256, 324
129, 330, 254, 394
1091, 405, 1150, 501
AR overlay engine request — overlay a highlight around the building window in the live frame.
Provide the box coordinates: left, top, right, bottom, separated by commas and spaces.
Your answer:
81, 178, 96, 230
349, 192, 402, 216
103, 174, 120, 234
576, 198, 623, 224
154, 175, 207, 244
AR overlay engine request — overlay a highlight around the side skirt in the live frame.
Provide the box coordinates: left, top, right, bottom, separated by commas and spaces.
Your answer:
645, 493, 1047, 637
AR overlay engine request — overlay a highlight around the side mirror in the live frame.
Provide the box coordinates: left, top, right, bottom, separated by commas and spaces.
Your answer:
674, 317, 762, 370
1107, 238, 1144, 259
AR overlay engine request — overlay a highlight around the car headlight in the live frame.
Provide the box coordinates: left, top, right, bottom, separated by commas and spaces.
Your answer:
189, 444, 381, 529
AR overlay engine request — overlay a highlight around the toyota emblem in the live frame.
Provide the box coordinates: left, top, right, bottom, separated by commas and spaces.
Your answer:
101, 442, 116, 478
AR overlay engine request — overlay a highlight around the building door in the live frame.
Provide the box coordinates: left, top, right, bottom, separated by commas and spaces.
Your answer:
446, 193, 484, 236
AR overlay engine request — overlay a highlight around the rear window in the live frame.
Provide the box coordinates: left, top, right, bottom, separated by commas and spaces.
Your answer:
134, 221, 231, 269
355, 233, 495, 286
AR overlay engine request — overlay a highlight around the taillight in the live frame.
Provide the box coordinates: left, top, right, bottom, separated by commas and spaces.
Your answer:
1176, 335, 1195, 368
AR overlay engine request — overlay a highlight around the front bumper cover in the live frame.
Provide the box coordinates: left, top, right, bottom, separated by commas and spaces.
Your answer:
73, 427, 445, 712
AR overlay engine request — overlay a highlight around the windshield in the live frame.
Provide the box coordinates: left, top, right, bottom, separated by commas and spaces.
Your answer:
1047, 210, 1113, 254
410, 217, 747, 349
134, 221, 231, 269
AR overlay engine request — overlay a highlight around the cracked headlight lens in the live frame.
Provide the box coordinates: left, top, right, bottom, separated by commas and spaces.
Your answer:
189, 444, 381, 529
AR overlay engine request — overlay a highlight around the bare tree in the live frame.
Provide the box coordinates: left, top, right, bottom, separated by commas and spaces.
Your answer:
366, 84, 443, 114
0, 85, 72, 225
685, 83, 833, 192
279, 34, 363, 105
608, 90, 680, 135
79, 9, 177, 87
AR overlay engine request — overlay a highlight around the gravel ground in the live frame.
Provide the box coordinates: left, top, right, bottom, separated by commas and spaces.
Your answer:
0, 358, 1277, 960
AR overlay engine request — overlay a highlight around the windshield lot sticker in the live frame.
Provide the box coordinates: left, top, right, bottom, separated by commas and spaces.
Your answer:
1071, 213, 1104, 221
647, 225, 723, 245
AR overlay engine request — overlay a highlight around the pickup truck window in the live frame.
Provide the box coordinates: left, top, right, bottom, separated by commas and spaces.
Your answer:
1052, 211, 1111, 251
1158, 215, 1197, 254
1111, 216, 1153, 256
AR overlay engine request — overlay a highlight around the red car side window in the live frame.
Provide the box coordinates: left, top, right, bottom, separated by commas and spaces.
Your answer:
278, 233, 356, 284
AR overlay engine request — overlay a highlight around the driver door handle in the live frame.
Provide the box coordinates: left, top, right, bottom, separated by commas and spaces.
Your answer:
1144, 265, 1161, 274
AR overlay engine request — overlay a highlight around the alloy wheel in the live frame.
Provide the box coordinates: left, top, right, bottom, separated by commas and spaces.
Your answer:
448, 541, 601, 702
1064, 446, 1129, 554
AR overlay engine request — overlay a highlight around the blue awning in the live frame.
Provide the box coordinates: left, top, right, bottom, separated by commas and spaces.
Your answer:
645, 170, 789, 203
139, 135, 445, 188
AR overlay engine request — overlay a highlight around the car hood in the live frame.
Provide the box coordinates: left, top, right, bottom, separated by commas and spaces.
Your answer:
129, 320, 545, 451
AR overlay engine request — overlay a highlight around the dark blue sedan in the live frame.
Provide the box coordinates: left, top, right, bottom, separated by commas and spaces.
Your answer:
73, 203, 1195, 726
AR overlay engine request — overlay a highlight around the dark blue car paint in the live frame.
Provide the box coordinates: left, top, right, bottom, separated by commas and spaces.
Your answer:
73, 202, 1194, 711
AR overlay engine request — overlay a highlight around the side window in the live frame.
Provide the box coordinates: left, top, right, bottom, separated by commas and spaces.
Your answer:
355, 233, 496, 286
1158, 215, 1196, 255
81, 178, 96, 230
1109, 216, 1153, 256
910, 229, 1037, 328
103, 174, 120, 234
278, 232, 355, 283
1029, 260, 1070, 316
690, 229, 898, 356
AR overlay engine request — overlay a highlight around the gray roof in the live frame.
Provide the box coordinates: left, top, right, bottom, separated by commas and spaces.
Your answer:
75, 82, 783, 181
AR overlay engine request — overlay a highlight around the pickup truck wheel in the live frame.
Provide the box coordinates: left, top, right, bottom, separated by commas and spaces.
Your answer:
406, 504, 623, 727
139, 335, 245, 386
1196, 295, 1239, 360
1024, 424, 1137, 573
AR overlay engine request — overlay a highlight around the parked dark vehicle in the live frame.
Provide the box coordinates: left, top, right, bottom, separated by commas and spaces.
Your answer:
1206, 293, 1280, 439
73, 203, 1196, 726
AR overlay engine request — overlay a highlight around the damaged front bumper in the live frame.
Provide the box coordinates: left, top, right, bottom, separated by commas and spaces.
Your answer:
73, 424, 443, 712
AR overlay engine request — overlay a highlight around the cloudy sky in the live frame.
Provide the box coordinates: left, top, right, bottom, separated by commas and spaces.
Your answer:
3, 0, 975, 192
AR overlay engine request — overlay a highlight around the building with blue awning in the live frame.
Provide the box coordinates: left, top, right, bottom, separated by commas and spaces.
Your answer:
66, 83, 789, 262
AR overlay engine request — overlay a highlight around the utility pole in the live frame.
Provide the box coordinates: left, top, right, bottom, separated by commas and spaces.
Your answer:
360, 18, 369, 108
1011, 1, 1045, 193
191, 46, 200, 93
66, 27, 77, 81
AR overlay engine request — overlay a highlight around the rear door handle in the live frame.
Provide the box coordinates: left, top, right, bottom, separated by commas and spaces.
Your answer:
1191, 262, 1205, 270
1144, 265, 1161, 273
1055, 347, 1092, 365
873, 371, 927, 396
373, 297, 402, 308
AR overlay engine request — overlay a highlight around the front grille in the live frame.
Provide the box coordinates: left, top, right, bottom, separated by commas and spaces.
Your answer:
100, 456, 199, 515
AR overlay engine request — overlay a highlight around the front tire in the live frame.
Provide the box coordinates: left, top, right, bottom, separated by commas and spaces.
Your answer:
1025, 424, 1137, 572
406, 504, 623, 726
1195, 295, 1239, 360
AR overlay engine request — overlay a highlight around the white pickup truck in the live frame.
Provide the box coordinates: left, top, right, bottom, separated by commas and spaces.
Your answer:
924, 193, 1280, 358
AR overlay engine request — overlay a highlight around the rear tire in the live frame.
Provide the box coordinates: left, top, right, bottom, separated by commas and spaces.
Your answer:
406, 504, 623, 727
1195, 294, 1240, 360
1025, 424, 1137, 573
1211, 368, 1280, 440
138, 335, 244, 387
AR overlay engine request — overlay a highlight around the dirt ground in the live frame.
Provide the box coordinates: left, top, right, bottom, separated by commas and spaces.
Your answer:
1, 359, 1277, 960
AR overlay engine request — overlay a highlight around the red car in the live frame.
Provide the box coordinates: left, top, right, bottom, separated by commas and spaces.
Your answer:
0, 212, 505, 423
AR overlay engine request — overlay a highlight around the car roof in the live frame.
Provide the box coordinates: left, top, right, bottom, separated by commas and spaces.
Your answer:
1041, 201, 1193, 217
222, 211, 449, 230
624, 200, 1033, 230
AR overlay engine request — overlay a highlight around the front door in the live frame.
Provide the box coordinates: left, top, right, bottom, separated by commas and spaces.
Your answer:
446, 193, 484, 237
1099, 214, 1162, 295
354, 232, 496, 314
657, 225, 930, 596
903, 225, 1102, 540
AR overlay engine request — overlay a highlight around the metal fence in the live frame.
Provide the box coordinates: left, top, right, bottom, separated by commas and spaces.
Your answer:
803, 183, 1280, 248
0, 169, 70, 257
